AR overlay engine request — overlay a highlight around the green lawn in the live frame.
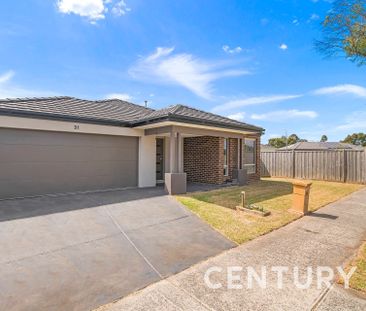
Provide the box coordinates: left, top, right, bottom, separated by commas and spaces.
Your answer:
177, 178, 364, 244
340, 242, 366, 293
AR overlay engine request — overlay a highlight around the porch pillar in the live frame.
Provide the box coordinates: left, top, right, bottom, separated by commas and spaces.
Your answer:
169, 130, 178, 173
177, 132, 184, 173
165, 129, 187, 194
236, 137, 248, 186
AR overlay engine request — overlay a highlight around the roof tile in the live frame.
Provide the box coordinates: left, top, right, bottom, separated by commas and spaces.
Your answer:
0, 97, 263, 132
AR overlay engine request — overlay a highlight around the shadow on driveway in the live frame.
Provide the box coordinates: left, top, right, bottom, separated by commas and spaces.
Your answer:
0, 187, 235, 311
0, 186, 165, 222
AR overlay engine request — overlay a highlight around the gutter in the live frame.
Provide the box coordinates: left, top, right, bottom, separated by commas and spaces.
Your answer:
0, 109, 129, 127
131, 115, 265, 134
0, 109, 265, 135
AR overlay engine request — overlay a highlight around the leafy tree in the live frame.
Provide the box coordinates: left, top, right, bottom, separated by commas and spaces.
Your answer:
341, 132, 366, 146
321, 135, 328, 142
287, 134, 300, 145
268, 134, 307, 148
315, 0, 366, 66
268, 136, 287, 148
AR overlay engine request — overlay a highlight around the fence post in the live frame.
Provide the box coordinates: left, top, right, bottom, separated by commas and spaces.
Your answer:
292, 150, 296, 178
343, 150, 347, 183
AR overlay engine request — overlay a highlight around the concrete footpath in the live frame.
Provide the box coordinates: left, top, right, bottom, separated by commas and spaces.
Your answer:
97, 188, 366, 311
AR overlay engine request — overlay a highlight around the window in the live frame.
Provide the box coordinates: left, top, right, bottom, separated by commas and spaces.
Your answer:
223, 138, 229, 176
243, 138, 256, 174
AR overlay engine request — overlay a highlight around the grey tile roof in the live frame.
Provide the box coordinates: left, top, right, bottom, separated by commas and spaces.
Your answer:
279, 142, 363, 151
134, 104, 264, 132
0, 96, 154, 125
0, 97, 264, 132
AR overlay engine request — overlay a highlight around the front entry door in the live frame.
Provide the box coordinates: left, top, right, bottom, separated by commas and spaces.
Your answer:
156, 138, 164, 181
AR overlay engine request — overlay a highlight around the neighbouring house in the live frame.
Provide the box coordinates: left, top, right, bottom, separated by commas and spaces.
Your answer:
0, 96, 264, 198
278, 141, 364, 151
261, 144, 278, 152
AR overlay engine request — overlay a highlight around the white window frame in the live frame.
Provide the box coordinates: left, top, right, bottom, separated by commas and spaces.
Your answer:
223, 138, 229, 176
243, 138, 256, 174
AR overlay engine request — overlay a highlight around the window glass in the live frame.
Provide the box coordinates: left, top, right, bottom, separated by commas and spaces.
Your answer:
223, 138, 229, 176
243, 138, 256, 174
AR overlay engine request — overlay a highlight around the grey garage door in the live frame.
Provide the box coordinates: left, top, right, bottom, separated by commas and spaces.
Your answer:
0, 128, 138, 199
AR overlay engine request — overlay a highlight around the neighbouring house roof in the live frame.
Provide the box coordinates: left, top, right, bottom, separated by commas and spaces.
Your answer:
0, 96, 264, 133
278, 142, 364, 151
261, 144, 278, 151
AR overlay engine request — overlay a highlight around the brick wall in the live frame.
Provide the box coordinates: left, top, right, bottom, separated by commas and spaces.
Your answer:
228, 138, 238, 180
183, 135, 261, 184
184, 136, 223, 184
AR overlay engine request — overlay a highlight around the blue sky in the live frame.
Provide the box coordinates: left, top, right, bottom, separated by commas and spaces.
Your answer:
0, 0, 365, 143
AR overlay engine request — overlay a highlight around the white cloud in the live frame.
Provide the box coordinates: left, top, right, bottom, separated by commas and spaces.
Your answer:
0, 70, 56, 98
292, 19, 300, 26
279, 43, 288, 50
57, 0, 130, 23
111, 0, 131, 16
227, 112, 246, 121
105, 93, 133, 101
212, 94, 302, 113
0, 87, 55, 99
0, 70, 15, 83
57, 0, 106, 22
222, 45, 243, 54
313, 84, 366, 98
307, 13, 320, 23
251, 109, 318, 121
146, 47, 175, 62
129, 47, 249, 99
336, 111, 366, 131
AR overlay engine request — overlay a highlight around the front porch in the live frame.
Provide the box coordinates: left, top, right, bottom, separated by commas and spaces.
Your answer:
145, 124, 261, 195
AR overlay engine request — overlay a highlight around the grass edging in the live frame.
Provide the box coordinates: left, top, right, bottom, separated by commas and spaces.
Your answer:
338, 241, 366, 294
177, 179, 364, 245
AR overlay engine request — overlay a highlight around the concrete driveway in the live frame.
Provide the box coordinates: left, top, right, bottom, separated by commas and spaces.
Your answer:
0, 188, 234, 311
98, 188, 366, 311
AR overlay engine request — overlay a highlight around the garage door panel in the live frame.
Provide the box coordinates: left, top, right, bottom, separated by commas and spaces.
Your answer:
0, 129, 139, 198
0, 160, 138, 182
91, 147, 138, 162
0, 145, 88, 163
1, 162, 90, 181
0, 163, 138, 196
0, 145, 138, 163
0, 141, 138, 163
0, 129, 138, 147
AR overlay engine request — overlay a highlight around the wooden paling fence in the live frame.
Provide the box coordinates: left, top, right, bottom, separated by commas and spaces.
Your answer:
260, 150, 366, 184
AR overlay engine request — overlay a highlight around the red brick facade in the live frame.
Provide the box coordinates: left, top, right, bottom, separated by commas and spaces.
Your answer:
228, 138, 238, 180
183, 135, 261, 184
183, 136, 223, 184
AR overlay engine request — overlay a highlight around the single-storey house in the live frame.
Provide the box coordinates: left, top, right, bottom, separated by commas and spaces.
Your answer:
278, 142, 364, 151
0, 96, 264, 199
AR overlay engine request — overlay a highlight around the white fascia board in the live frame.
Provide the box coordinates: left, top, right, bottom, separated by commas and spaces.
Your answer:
0, 115, 144, 137
135, 121, 259, 136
